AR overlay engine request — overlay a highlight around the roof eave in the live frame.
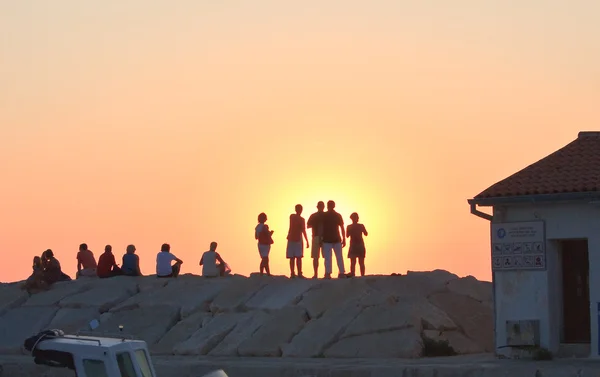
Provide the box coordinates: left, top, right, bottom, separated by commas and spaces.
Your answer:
467, 191, 600, 207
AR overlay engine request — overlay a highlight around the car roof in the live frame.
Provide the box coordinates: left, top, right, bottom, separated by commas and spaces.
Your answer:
37, 335, 146, 351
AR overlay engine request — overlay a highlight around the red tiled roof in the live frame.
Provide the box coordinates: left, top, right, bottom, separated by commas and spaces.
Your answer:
474, 132, 600, 199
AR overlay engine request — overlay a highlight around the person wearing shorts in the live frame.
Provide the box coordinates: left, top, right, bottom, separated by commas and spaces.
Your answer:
306, 201, 325, 278
255, 212, 274, 276
286, 204, 309, 278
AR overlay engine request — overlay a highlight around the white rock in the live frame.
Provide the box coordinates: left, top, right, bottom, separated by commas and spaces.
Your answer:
245, 278, 319, 311
22, 280, 91, 307
368, 274, 448, 298
238, 306, 309, 357
428, 292, 494, 352
0, 286, 29, 316
46, 308, 101, 333
173, 312, 242, 355
0, 307, 58, 354
209, 277, 269, 313
423, 329, 485, 355
208, 311, 270, 356
324, 328, 423, 358
341, 296, 456, 339
282, 299, 364, 357
94, 305, 180, 345
446, 276, 492, 303
59, 280, 137, 312
152, 311, 213, 355
111, 278, 228, 318
296, 278, 370, 319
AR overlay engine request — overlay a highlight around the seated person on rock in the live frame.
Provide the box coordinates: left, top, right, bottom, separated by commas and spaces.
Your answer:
156, 243, 183, 278
97, 245, 123, 279
22, 256, 49, 293
121, 244, 142, 277
42, 249, 71, 284
199, 241, 230, 277
76, 243, 97, 279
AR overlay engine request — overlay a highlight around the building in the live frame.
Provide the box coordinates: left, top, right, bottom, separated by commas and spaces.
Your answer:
468, 131, 600, 358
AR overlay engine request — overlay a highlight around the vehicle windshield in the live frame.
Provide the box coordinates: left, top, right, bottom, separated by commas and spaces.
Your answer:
83, 359, 109, 377
116, 352, 137, 377
134, 349, 153, 377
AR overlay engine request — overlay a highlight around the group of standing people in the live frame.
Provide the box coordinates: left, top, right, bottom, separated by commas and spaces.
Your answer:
255, 200, 368, 279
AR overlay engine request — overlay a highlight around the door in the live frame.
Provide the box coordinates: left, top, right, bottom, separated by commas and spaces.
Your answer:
561, 239, 590, 343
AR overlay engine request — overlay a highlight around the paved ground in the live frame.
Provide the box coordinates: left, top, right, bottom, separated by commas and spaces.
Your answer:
3, 354, 600, 377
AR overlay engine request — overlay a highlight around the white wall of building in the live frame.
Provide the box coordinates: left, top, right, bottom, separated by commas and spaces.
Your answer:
491, 201, 600, 357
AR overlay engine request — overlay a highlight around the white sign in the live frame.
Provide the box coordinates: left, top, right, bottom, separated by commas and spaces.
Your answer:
491, 221, 546, 271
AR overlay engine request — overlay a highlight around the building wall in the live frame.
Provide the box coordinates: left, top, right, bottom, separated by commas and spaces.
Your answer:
492, 202, 600, 357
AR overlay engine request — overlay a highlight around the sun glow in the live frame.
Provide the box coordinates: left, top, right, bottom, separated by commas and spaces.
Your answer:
237, 167, 408, 276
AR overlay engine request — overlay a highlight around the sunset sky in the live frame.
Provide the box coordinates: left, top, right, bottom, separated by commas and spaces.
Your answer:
1, 1, 599, 283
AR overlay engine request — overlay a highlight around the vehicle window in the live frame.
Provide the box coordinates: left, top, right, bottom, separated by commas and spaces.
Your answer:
83, 359, 109, 377
134, 350, 154, 377
116, 352, 137, 377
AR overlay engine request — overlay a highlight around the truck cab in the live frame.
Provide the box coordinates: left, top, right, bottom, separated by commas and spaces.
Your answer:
23, 324, 227, 377
25, 329, 157, 377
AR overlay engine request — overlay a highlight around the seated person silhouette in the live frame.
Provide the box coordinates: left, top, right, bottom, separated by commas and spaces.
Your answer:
22, 256, 49, 293
97, 245, 123, 278
200, 242, 229, 277
121, 244, 142, 276
156, 243, 183, 278
42, 249, 71, 285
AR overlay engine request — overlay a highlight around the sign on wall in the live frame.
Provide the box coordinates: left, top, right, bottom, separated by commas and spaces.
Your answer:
491, 221, 546, 271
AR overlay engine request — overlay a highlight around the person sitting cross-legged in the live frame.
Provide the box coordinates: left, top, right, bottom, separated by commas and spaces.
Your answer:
156, 243, 183, 278
199, 241, 230, 277
121, 244, 142, 277
97, 245, 123, 279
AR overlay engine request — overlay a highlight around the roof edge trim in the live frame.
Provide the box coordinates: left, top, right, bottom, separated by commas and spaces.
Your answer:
467, 191, 600, 207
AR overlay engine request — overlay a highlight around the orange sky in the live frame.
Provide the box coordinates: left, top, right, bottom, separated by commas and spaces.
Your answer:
1, 1, 599, 283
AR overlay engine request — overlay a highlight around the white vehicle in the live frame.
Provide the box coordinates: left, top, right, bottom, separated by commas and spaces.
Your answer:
23, 320, 228, 377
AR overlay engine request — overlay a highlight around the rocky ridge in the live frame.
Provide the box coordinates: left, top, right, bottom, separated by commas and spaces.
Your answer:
0, 270, 493, 359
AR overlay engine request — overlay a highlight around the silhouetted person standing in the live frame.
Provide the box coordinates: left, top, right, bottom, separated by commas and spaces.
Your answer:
255, 212, 274, 276
321, 200, 347, 279
286, 204, 309, 278
307, 201, 325, 279
346, 212, 368, 277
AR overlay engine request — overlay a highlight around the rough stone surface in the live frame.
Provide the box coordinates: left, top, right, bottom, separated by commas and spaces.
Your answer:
423, 329, 485, 354
324, 328, 423, 358
447, 276, 493, 303
296, 278, 370, 318
22, 280, 90, 307
173, 313, 240, 355
59, 280, 137, 312
0, 307, 57, 354
0, 271, 493, 359
152, 311, 213, 355
238, 306, 309, 357
282, 299, 365, 357
95, 305, 180, 345
429, 291, 494, 352
244, 278, 319, 311
46, 308, 101, 333
209, 311, 270, 356
210, 277, 269, 313
0, 286, 28, 316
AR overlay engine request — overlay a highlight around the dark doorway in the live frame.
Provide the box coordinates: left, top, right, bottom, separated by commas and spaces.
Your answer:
561, 239, 590, 343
